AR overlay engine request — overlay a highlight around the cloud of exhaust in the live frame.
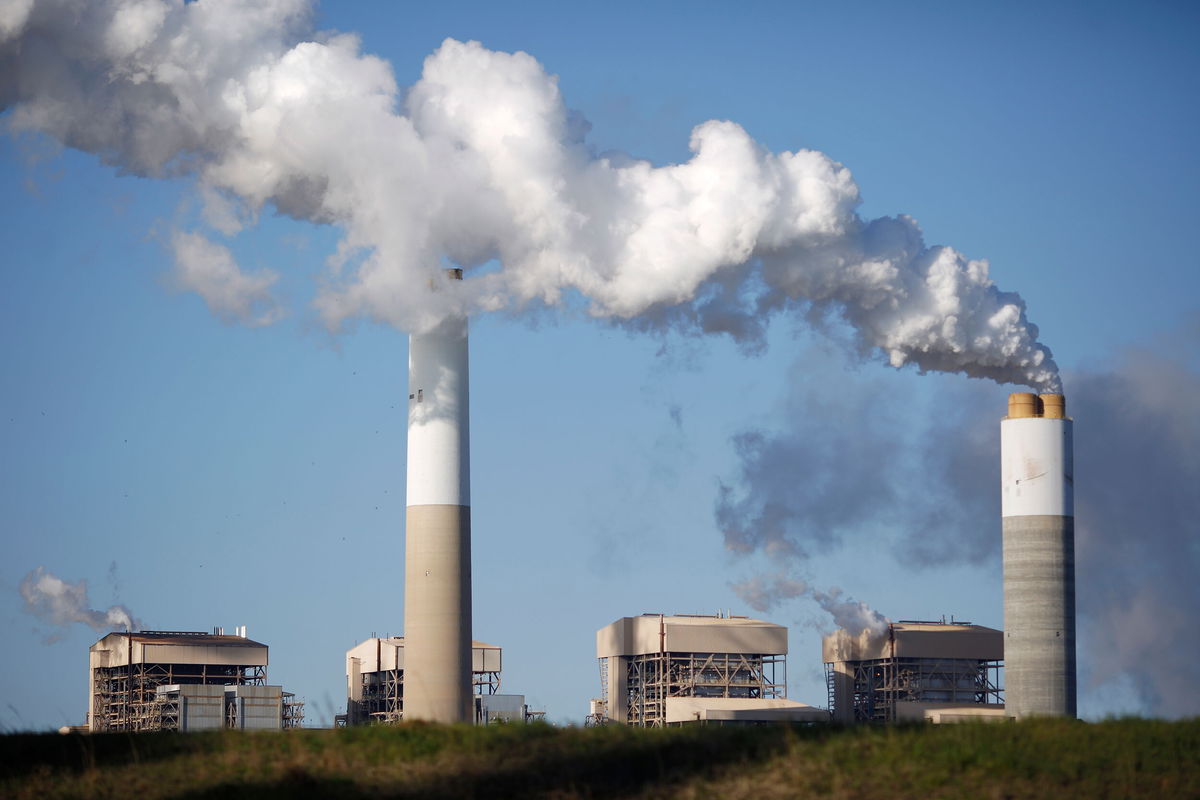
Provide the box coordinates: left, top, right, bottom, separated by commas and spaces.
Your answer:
2, 0, 1057, 389
731, 571, 889, 639
717, 323, 1200, 718
19, 566, 140, 635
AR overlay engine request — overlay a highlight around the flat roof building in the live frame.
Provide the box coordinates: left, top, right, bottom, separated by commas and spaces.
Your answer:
88, 629, 302, 731
823, 620, 1004, 724
595, 613, 828, 726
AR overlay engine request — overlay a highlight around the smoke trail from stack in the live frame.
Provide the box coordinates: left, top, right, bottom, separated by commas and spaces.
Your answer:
732, 572, 890, 640
718, 327, 1200, 718
2, 0, 1057, 390
19, 567, 140, 635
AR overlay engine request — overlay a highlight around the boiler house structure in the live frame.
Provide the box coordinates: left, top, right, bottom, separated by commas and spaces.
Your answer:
595, 613, 828, 726
822, 620, 1004, 724
88, 629, 303, 732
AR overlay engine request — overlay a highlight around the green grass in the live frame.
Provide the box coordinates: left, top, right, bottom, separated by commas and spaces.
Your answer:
1, 718, 1196, 799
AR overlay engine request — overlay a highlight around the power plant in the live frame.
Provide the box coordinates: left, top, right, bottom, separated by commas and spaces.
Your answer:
74, 378, 1079, 729
1001, 392, 1076, 718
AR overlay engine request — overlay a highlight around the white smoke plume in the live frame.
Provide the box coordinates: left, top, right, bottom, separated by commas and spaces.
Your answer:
811, 587, 891, 640
731, 572, 889, 638
19, 566, 140, 633
1, 0, 1057, 389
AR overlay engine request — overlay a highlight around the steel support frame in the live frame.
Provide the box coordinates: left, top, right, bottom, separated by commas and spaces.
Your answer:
824, 657, 1002, 723
622, 651, 785, 727
352, 666, 502, 725
91, 662, 266, 732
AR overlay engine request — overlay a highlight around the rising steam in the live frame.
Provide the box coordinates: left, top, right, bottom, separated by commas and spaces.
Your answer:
19, 567, 140, 634
1, 0, 1057, 389
733, 571, 890, 639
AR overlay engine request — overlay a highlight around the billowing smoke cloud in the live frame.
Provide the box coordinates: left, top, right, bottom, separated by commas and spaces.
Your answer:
719, 325, 1200, 718
1, 0, 1057, 389
19, 566, 140, 634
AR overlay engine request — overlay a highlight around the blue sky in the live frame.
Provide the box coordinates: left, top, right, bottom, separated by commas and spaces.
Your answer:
2, 0, 1198, 729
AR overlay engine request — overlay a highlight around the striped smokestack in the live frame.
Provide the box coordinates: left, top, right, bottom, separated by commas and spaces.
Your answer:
403, 268, 473, 723
1001, 392, 1076, 718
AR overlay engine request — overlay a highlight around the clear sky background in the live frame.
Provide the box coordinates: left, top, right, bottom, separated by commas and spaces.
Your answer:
2, 0, 1198, 729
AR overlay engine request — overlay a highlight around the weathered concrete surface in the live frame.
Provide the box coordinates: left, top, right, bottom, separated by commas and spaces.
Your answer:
1003, 514, 1076, 718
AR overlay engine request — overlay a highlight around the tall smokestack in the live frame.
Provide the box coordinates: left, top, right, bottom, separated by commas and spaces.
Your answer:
403, 268, 472, 723
1001, 392, 1076, 718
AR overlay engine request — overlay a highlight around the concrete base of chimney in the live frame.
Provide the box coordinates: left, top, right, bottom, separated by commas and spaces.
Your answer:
404, 503, 473, 723
1002, 514, 1076, 718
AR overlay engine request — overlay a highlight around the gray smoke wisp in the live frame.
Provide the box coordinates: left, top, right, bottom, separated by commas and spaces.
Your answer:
718, 349, 999, 567
719, 325, 1200, 718
1, 0, 1057, 389
19, 566, 140, 634
731, 572, 889, 639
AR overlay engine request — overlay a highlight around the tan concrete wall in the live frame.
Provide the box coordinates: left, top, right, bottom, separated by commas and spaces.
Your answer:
345, 637, 499, 676
141, 643, 267, 666
822, 624, 1002, 663
664, 697, 829, 724
597, 616, 787, 658
89, 634, 267, 667
403, 503, 472, 723
894, 702, 1007, 723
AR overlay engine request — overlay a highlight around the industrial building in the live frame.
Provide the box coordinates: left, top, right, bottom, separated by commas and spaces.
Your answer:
88, 629, 303, 731
595, 614, 828, 726
1002, 392, 1076, 718
343, 636, 538, 724
823, 620, 1004, 724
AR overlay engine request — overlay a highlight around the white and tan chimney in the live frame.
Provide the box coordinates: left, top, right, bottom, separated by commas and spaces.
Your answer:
403, 269, 473, 723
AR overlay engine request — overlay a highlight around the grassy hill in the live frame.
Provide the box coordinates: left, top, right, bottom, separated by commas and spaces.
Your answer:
2, 717, 1197, 799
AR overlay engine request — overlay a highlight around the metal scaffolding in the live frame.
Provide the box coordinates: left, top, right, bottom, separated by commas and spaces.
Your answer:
348, 660, 501, 724
282, 693, 305, 729
89, 630, 301, 732
822, 621, 1004, 724
619, 651, 786, 727
91, 659, 266, 732
825, 656, 1002, 723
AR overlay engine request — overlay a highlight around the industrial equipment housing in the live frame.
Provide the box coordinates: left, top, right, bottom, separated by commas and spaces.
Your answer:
596, 614, 828, 726
343, 636, 504, 725
822, 620, 1004, 724
88, 630, 303, 731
